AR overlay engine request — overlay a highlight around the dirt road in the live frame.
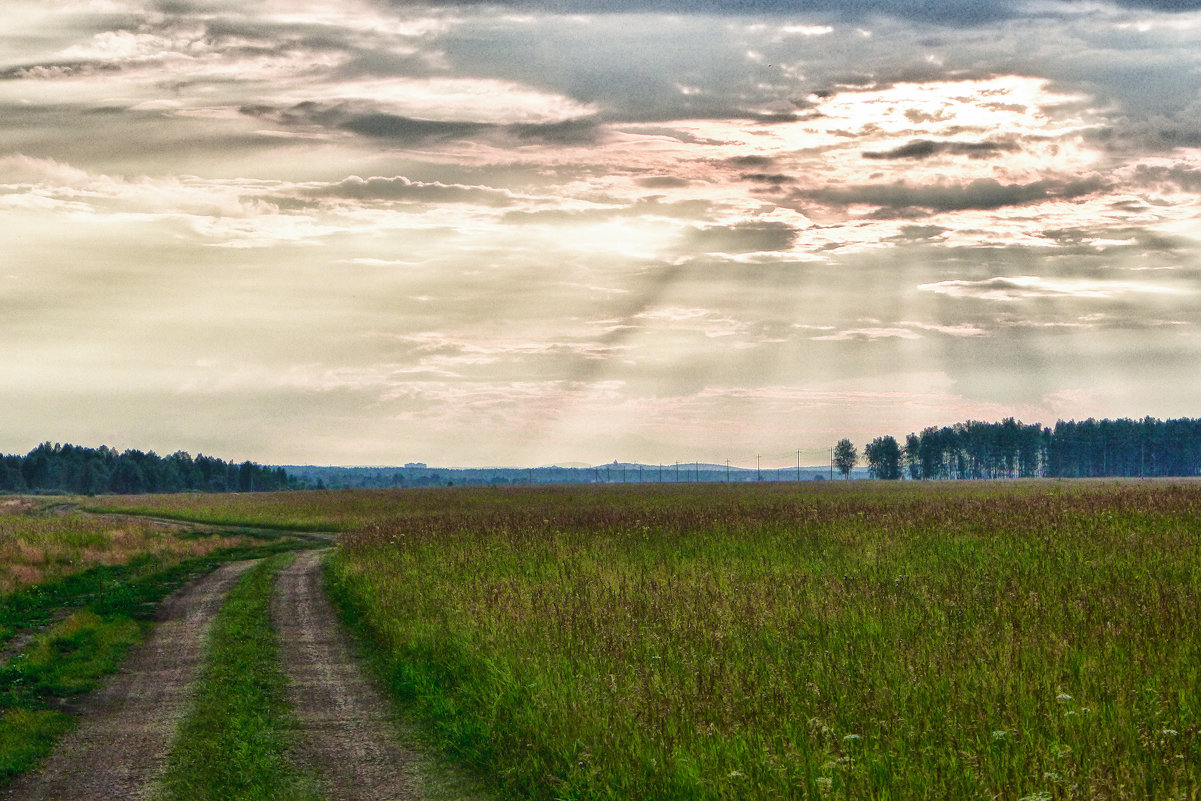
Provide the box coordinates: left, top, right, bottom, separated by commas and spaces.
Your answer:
3, 559, 258, 801
272, 550, 423, 801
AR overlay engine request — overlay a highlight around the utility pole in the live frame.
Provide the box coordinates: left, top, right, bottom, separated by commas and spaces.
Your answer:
829, 446, 834, 481
756, 454, 761, 481
695, 461, 699, 482
726, 458, 730, 483
675, 461, 679, 482
797, 449, 801, 482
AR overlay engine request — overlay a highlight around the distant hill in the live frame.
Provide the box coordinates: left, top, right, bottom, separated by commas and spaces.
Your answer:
280, 462, 850, 489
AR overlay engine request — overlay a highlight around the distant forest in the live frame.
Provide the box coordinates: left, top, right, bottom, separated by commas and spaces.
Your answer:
0, 442, 300, 495
866, 417, 1201, 480
6, 416, 1201, 496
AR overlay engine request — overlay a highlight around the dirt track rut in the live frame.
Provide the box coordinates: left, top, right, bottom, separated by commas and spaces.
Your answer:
272, 549, 423, 801
4, 559, 257, 801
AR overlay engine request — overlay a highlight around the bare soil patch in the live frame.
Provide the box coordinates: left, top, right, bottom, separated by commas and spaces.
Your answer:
272, 549, 423, 801
2, 560, 256, 801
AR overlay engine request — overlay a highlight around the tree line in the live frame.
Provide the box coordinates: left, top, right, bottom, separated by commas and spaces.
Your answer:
0, 442, 301, 495
841, 417, 1201, 480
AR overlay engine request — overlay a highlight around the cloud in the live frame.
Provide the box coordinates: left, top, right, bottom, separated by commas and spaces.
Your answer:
633, 306, 747, 338
501, 197, 713, 225
725, 156, 777, 168
917, 275, 1183, 301
740, 173, 795, 185
305, 175, 515, 206
861, 138, 1018, 160
510, 118, 601, 144
796, 177, 1107, 212
811, 320, 988, 341
636, 176, 693, 189
1130, 163, 1201, 192
399, 0, 1022, 26
240, 101, 604, 145
342, 113, 492, 141
681, 221, 797, 253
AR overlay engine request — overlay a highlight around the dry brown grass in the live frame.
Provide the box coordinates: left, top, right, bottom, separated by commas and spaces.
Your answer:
0, 509, 245, 595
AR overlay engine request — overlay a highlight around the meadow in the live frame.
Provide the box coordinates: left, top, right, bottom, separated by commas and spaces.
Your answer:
99, 481, 1200, 799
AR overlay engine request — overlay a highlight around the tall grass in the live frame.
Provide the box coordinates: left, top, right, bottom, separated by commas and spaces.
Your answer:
328, 481, 1201, 800
0, 512, 245, 594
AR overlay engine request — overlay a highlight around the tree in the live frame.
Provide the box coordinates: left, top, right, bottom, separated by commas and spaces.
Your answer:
833, 439, 857, 480
865, 436, 902, 480
904, 433, 921, 480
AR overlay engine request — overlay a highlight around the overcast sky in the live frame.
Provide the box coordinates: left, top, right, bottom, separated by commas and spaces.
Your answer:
3, 0, 1201, 467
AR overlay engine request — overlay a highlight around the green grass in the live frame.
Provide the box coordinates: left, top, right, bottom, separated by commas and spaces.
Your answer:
0, 709, 74, 782
326, 481, 1201, 801
155, 554, 319, 801
4, 611, 141, 698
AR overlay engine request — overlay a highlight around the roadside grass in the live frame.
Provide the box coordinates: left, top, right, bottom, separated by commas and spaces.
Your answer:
154, 553, 319, 801
327, 481, 1201, 800
0, 710, 73, 782
325, 561, 497, 801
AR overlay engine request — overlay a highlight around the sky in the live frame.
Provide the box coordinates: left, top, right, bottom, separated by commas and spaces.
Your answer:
3, 0, 1201, 467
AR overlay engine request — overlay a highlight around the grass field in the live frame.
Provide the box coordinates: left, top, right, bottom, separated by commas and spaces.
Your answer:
310, 481, 1200, 801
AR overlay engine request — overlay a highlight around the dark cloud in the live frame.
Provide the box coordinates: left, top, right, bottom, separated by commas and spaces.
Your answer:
892, 225, 949, 241
681, 221, 797, 253
342, 113, 491, 141
402, 0, 1021, 26
239, 102, 601, 145
637, 176, 693, 189
0, 62, 121, 80
725, 156, 776, 168
1116, 0, 1201, 9
1132, 163, 1201, 191
406, 0, 1201, 21
509, 118, 601, 144
740, 173, 795, 185
306, 176, 515, 206
796, 177, 1107, 212
862, 139, 1018, 160
1089, 103, 1201, 151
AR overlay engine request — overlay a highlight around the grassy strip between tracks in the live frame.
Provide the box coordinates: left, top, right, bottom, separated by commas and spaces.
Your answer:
154, 553, 320, 801
0, 539, 311, 786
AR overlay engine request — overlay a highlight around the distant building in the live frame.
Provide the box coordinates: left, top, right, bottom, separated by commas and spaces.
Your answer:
404, 462, 427, 469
